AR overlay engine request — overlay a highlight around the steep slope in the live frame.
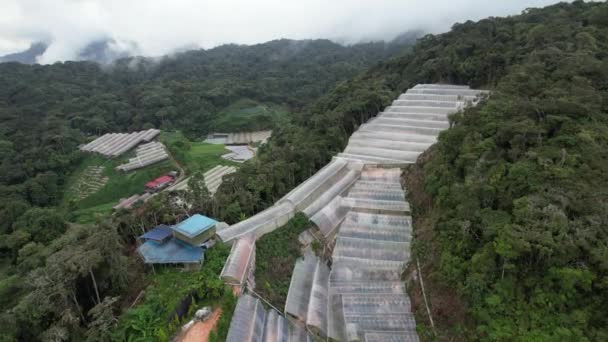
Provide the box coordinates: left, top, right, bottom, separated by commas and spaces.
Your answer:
214, 1, 608, 340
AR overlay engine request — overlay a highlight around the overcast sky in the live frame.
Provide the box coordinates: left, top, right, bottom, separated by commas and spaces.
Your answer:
1, 0, 566, 63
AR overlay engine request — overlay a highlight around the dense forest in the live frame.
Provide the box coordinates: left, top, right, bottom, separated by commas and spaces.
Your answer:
0, 36, 418, 340
213, 1, 608, 340
1, 0, 607, 340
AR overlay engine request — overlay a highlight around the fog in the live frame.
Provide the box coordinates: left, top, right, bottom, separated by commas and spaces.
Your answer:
0, 0, 566, 63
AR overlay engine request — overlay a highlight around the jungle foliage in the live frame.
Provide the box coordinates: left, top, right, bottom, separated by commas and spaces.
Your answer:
215, 1, 608, 340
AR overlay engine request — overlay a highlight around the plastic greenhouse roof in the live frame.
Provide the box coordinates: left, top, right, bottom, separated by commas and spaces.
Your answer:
139, 224, 173, 242
172, 214, 217, 238
137, 238, 203, 264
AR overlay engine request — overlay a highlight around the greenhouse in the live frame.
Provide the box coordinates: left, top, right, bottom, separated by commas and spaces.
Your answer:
226, 294, 311, 342
220, 84, 488, 341
220, 233, 256, 288
79, 128, 160, 157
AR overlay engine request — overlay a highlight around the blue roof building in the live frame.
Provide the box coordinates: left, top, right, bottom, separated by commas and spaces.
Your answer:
136, 214, 218, 267
172, 214, 218, 246
138, 239, 204, 264
139, 224, 173, 243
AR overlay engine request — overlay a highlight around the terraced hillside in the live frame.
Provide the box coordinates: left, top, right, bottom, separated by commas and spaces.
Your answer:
220, 84, 487, 341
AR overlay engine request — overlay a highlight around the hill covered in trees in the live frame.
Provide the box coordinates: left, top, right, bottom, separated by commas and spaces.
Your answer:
0, 37, 419, 340
212, 1, 608, 340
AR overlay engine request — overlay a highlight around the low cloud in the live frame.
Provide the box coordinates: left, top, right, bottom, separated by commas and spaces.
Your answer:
0, 0, 566, 63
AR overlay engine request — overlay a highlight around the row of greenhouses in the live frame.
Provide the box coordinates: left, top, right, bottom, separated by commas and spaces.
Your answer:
221, 84, 488, 342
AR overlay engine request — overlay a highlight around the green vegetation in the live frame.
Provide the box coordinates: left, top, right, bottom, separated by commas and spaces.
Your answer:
0, 35, 418, 341
114, 244, 231, 341
214, 2, 608, 341
255, 213, 311, 311
210, 98, 290, 132
161, 131, 235, 174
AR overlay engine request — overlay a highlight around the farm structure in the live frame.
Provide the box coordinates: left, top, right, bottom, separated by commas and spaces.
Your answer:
167, 165, 236, 194
116, 141, 169, 172
221, 84, 488, 341
80, 129, 160, 157
205, 130, 271, 145
137, 215, 219, 267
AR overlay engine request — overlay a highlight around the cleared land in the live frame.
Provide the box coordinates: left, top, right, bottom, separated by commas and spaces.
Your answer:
210, 99, 289, 132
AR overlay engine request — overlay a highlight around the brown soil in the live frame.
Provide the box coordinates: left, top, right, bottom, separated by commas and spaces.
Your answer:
179, 308, 223, 342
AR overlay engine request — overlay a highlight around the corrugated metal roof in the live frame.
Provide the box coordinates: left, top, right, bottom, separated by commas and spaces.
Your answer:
137, 238, 204, 264
139, 224, 173, 242
173, 214, 217, 238
146, 175, 173, 188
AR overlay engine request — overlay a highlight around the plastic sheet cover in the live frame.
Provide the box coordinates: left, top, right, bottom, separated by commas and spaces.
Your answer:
279, 158, 348, 211
217, 201, 295, 242
310, 196, 350, 237
284, 252, 318, 321
220, 233, 255, 285
306, 260, 330, 335
226, 294, 267, 342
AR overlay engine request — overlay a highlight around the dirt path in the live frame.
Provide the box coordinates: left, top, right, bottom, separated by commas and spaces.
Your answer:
179, 308, 223, 342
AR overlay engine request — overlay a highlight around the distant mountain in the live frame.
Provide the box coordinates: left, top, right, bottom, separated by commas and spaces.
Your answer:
0, 39, 138, 65
0, 42, 48, 64
77, 39, 138, 64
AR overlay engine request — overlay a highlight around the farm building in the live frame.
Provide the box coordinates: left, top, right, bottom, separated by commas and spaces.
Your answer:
172, 214, 218, 246
136, 215, 218, 267
145, 175, 175, 192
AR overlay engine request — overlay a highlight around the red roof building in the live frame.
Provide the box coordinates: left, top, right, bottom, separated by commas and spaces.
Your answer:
146, 175, 174, 191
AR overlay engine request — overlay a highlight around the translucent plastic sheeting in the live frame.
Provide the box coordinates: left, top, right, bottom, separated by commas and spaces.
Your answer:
263, 309, 289, 342
330, 263, 403, 283
343, 211, 411, 228
350, 180, 405, 192
343, 314, 417, 333
342, 197, 410, 214
414, 83, 471, 89
302, 169, 359, 218
226, 294, 267, 342
334, 236, 409, 262
310, 196, 350, 237
341, 294, 411, 315
406, 88, 489, 96
306, 260, 330, 336
372, 117, 450, 129
220, 233, 255, 285
330, 281, 405, 296
217, 201, 295, 242
347, 137, 432, 153
359, 168, 402, 183
363, 331, 420, 342
344, 146, 421, 162
392, 99, 459, 108
351, 130, 438, 144
385, 105, 455, 115
361, 122, 443, 136
279, 157, 349, 211
347, 188, 405, 201
339, 220, 411, 242
285, 252, 318, 321
337, 153, 407, 166
327, 291, 347, 341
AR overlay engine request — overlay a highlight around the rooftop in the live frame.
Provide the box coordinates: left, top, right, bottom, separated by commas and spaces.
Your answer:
137, 238, 204, 264
139, 224, 173, 242
173, 214, 218, 238
146, 175, 173, 188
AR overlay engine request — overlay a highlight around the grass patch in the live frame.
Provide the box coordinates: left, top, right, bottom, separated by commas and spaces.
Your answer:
62, 153, 175, 212
210, 98, 289, 132
114, 243, 233, 341
69, 202, 117, 224
161, 131, 237, 174
254, 213, 311, 311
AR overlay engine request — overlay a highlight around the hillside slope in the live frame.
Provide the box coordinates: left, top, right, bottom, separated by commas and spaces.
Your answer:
215, 1, 608, 340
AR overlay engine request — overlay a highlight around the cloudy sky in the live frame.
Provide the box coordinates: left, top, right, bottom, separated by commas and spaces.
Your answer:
1, 0, 565, 63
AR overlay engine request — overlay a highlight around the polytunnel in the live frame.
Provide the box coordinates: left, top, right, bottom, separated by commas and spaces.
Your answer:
220, 84, 488, 342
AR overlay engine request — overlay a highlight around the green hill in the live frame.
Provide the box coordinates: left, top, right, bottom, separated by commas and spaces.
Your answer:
214, 1, 608, 340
